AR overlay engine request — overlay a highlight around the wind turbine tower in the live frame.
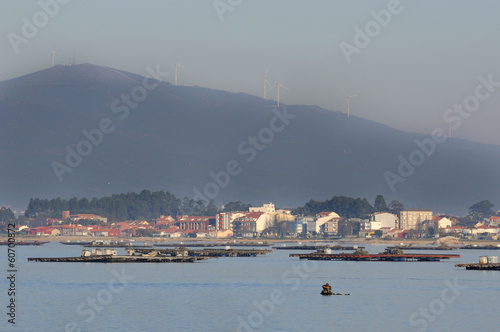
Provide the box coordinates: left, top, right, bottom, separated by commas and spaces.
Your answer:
343, 90, 357, 118
271, 74, 289, 108
174, 62, 184, 86
51, 50, 55, 67
257, 68, 271, 99
449, 119, 453, 138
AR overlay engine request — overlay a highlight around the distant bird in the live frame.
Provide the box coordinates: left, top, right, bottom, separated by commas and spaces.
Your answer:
343, 90, 357, 118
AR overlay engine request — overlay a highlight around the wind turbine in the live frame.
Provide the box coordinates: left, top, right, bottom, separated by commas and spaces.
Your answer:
271, 74, 289, 108
256, 68, 271, 99
174, 62, 184, 86
448, 118, 457, 138
343, 90, 357, 118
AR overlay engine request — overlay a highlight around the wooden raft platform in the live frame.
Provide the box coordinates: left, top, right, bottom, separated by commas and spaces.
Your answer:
459, 245, 500, 250
27, 255, 206, 263
155, 242, 272, 247
386, 245, 455, 250
290, 252, 460, 262
274, 245, 364, 250
133, 248, 272, 257
1, 241, 49, 246
455, 263, 500, 270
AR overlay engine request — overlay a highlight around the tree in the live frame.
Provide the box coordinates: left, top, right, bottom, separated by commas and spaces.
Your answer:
374, 195, 387, 212
374, 230, 383, 237
0, 207, 15, 227
293, 196, 373, 218
467, 200, 494, 222
204, 200, 219, 216
388, 200, 404, 215
223, 201, 252, 212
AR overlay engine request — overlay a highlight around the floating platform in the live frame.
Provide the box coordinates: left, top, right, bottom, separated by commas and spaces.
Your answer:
455, 263, 500, 270
27, 255, 206, 263
155, 242, 272, 247
274, 245, 364, 250
0, 241, 49, 246
132, 248, 272, 258
386, 245, 454, 250
60, 241, 94, 245
290, 252, 460, 262
459, 245, 500, 250
83, 243, 141, 248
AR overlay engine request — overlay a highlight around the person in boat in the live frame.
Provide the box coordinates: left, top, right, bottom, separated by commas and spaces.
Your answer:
321, 283, 332, 294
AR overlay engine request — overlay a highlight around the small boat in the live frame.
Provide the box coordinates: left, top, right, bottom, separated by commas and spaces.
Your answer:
321, 290, 349, 296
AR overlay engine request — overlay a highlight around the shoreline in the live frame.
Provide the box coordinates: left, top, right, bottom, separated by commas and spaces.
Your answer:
3, 235, 499, 246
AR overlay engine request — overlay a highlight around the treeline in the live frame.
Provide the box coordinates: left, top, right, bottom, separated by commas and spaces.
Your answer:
23, 192, 397, 222
23, 190, 256, 222
293, 196, 374, 218
24, 190, 217, 221
292, 195, 404, 219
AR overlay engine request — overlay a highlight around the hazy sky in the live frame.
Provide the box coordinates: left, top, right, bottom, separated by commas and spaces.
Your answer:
2, 0, 499, 145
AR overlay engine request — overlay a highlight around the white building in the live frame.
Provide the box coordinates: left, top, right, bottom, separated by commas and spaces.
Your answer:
249, 203, 275, 214
216, 212, 246, 231
433, 216, 453, 229
315, 212, 340, 233
399, 209, 433, 230
372, 212, 398, 229
294, 216, 316, 234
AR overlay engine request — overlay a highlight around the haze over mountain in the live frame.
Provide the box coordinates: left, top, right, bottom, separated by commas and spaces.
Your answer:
1, 64, 499, 215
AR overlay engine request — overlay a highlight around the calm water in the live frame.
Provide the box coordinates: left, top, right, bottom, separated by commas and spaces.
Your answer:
1, 242, 499, 331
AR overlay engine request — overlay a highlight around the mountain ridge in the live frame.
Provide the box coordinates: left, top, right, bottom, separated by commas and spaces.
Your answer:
1, 64, 499, 214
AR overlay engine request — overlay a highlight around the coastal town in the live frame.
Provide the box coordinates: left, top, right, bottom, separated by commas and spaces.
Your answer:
7, 202, 500, 241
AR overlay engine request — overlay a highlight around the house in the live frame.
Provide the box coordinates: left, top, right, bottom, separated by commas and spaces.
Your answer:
441, 226, 467, 236
249, 203, 275, 213
370, 212, 398, 229
216, 212, 246, 231
294, 216, 316, 235
288, 220, 305, 235
29, 227, 60, 236
236, 212, 273, 233
319, 218, 341, 235
432, 216, 453, 229
487, 216, 500, 226
315, 212, 340, 233
384, 228, 405, 238
16, 225, 29, 232
58, 225, 90, 236
176, 216, 212, 231
471, 225, 499, 237
89, 228, 121, 237
156, 215, 175, 223
68, 212, 107, 224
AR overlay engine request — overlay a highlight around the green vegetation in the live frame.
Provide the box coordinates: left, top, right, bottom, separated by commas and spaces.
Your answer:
24, 190, 221, 221
467, 200, 494, 221
222, 201, 252, 212
374, 195, 388, 212
292, 196, 373, 218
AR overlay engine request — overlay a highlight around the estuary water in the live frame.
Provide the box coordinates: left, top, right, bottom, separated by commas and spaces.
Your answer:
1, 242, 499, 332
